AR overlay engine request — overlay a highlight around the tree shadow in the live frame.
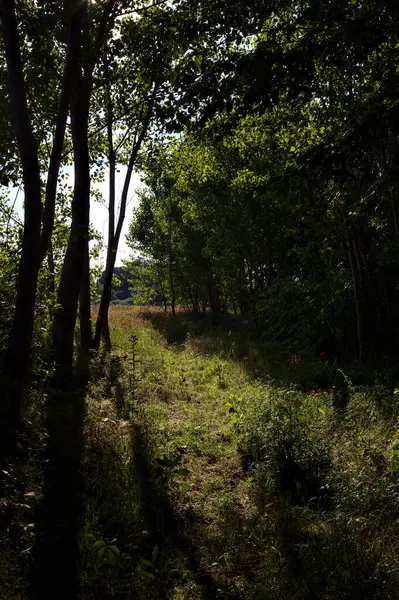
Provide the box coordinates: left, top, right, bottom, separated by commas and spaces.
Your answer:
270, 495, 388, 600
140, 311, 241, 345
140, 311, 391, 408
28, 353, 89, 600
129, 421, 242, 600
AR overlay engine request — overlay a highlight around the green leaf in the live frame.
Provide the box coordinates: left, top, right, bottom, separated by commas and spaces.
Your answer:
141, 559, 154, 568
98, 547, 106, 560
109, 545, 120, 556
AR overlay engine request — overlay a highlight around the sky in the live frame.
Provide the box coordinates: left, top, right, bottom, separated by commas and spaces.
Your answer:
90, 167, 142, 268
7, 167, 143, 269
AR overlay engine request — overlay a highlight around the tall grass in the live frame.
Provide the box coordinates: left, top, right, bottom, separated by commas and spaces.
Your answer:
2, 307, 399, 599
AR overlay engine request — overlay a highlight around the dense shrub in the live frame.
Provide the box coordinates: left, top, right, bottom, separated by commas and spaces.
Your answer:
250, 276, 356, 358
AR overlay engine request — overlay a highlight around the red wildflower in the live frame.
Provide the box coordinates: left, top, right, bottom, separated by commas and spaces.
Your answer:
320, 352, 325, 358
273, 360, 280, 365
323, 391, 328, 396
314, 393, 319, 397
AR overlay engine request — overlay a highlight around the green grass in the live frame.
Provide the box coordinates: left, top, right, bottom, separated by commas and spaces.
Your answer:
2, 306, 399, 599
79, 307, 399, 599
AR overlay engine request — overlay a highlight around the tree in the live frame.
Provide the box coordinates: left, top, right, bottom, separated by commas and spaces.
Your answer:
0, 0, 75, 452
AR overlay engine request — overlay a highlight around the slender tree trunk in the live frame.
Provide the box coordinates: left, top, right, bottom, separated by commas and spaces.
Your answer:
0, 2, 42, 428
191, 285, 199, 313
347, 231, 365, 360
208, 277, 220, 315
0, 0, 46, 451
52, 8, 91, 370
93, 89, 156, 349
93, 62, 114, 350
101, 139, 115, 348
157, 266, 168, 313
0, 1, 76, 456
168, 212, 176, 315
231, 297, 238, 317
47, 240, 56, 297
79, 239, 92, 352
47, 240, 56, 321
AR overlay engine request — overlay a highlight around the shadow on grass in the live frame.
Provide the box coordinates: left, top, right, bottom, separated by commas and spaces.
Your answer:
129, 424, 389, 600
140, 310, 335, 389
140, 311, 399, 405
28, 353, 89, 600
140, 311, 245, 345
129, 420, 242, 600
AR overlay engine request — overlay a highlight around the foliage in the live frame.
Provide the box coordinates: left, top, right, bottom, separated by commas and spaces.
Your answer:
2, 1, 399, 598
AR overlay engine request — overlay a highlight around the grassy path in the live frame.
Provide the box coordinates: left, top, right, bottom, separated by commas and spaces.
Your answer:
79, 307, 399, 600
3, 307, 399, 599
80, 307, 285, 599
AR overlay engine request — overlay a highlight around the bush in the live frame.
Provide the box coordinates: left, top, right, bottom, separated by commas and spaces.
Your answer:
239, 382, 399, 598
250, 276, 356, 357
240, 386, 333, 508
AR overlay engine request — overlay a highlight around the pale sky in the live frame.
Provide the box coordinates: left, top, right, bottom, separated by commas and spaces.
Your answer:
90, 166, 142, 268
6, 167, 142, 269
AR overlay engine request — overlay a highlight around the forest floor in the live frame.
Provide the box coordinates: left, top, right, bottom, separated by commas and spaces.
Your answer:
2, 307, 399, 600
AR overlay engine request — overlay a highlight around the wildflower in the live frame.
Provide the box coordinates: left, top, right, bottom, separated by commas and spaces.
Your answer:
273, 359, 279, 365
320, 352, 325, 358
323, 391, 328, 396
312, 389, 316, 393
314, 393, 319, 397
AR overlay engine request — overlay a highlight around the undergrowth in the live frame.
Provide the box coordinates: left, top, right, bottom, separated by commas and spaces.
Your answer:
2, 306, 399, 599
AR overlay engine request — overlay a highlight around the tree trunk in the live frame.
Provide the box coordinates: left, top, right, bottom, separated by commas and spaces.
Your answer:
93, 88, 156, 349
47, 240, 56, 296
168, 212, 176, 315
208, 277, 220, 315
0, 0, 46, 451
347, 231, 365, 360
79, 239, 92, 352
0, 1, 76, 457
192, 286, 200, 313
92, 64, 114, 350
231, 297, 238, 317
157, 266, 168, 313
52, 7, 91, 370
